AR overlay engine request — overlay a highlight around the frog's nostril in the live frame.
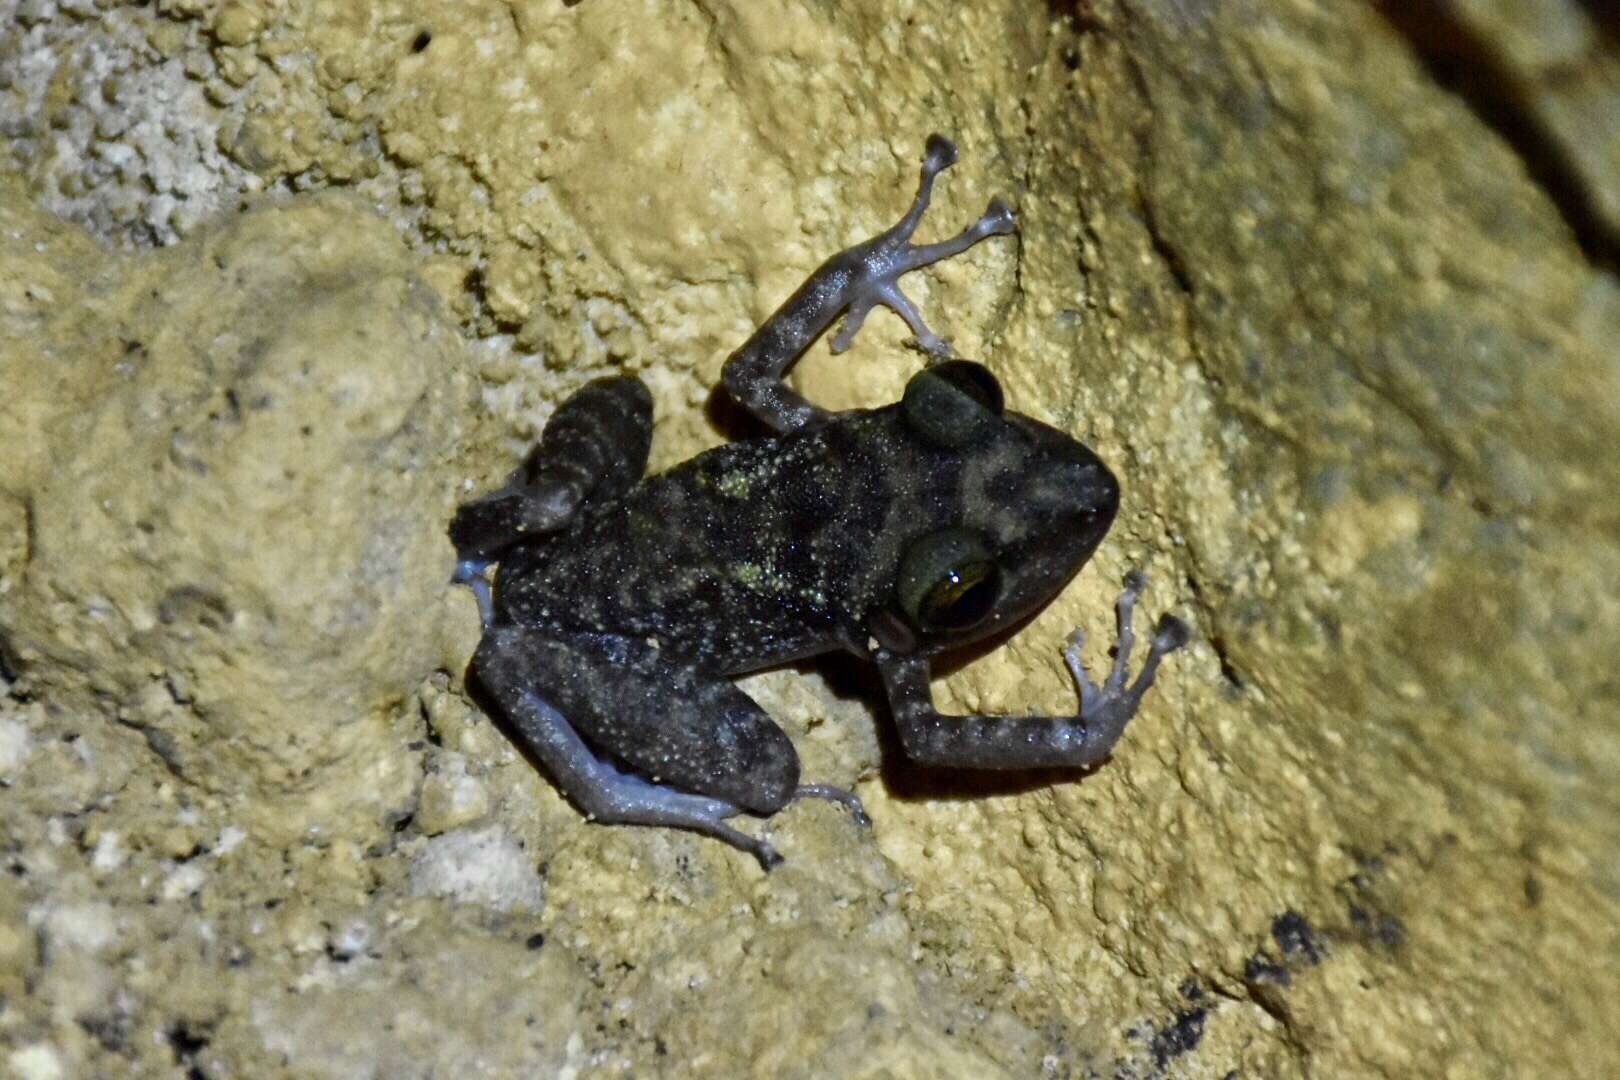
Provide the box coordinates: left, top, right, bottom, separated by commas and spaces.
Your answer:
1051, 455, 1114, 502
1021, 459, 1100, 517
1082, 461, 1119, 512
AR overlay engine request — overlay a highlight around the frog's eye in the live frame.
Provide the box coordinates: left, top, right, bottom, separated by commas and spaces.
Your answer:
901, 360, 1005, 448
896, 527, 1001, 633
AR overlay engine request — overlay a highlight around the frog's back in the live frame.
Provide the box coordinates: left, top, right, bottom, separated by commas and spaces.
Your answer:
493, 412, 909, 672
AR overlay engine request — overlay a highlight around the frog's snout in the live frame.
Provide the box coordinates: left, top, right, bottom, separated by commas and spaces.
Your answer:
1056, 453, 1118, 518
1019, 444, 1119, 529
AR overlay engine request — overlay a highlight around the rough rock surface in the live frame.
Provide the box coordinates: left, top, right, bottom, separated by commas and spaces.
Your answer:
2, 1, 1618, 1077
1, 186, 471, 846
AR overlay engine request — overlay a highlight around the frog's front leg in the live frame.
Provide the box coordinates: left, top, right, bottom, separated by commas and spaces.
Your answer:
877, 572, 1191, 768
473, 626, 865, 869
722, 134, 1017, 433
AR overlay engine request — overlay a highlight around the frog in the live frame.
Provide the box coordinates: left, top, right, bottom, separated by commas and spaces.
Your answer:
450, 134, 1190, 869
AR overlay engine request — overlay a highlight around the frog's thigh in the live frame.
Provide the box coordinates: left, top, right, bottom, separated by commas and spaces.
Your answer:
475, 627, 800, 815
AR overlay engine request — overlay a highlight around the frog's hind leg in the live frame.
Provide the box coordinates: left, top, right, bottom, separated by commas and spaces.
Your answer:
451, 375, 653, 568
473, 627, 864, 868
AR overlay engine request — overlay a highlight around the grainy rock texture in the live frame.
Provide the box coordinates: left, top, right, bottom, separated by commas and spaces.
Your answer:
2, 1, 1618, 1077
0, 186, 471, 846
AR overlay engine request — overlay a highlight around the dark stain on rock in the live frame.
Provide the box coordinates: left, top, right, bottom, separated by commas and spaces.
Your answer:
1271, 909, 1325, 966
1243, 951, 1290, 987
1150, 1004, 1209, 1071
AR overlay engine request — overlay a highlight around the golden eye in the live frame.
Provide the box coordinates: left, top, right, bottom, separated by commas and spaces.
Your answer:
921, 561, 998, 629
900, 360, 1005, 448
897, 527, 1001, 632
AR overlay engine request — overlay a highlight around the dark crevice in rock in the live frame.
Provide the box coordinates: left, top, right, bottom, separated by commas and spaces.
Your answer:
1046, 0, 1108, 37
1374, 1, 1620, 270
0, 638, 20, 690
114, 714, 188, 780
1180, 575, 1243, 690
1574, 0, 1620, 51
1136, 180, 1195, 300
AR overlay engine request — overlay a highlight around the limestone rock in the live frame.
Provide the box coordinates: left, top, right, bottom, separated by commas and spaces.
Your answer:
2, 0, 1617, 1076
0, 185, 473, 845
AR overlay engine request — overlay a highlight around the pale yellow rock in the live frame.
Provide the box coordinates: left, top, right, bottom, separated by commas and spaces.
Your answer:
211, 3, 262, 49
0, 183, 474, 846
414, 752, 492, 835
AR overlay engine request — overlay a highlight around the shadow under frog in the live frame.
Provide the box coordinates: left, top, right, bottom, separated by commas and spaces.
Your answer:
451, 135, 1189, 868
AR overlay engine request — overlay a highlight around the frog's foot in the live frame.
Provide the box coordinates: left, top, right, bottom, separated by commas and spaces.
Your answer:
452, 558, 496, 629
1063, 570, 1193, 759
829, 134, 1018, 358
450, 481, 583, 565
792, 783, 872, 828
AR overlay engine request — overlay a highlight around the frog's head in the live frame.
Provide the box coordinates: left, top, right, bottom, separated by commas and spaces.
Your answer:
872, 361, 1120, 656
